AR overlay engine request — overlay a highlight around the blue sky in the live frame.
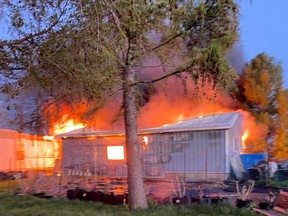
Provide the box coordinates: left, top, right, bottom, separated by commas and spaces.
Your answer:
239, 0, 288, 89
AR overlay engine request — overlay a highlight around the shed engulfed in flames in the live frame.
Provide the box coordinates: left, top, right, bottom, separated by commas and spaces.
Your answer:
43, 76, 264, 164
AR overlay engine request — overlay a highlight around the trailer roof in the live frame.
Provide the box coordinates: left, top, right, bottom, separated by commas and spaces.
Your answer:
56, 112, 241, 138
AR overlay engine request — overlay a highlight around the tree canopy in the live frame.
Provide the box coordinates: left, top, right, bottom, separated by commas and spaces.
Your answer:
274, 89, 288, 160
234, 53, 287, 158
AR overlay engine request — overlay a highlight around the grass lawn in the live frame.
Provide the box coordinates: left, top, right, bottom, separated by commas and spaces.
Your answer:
0, 180, 260, 216
0, 194, 258, 216
268, 180, 288, 188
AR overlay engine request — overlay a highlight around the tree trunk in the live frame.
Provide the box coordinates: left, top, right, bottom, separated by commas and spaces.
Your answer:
123, 67, 148, 209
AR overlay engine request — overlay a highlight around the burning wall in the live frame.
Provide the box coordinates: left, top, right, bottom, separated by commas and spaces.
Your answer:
0, 129, 59, 171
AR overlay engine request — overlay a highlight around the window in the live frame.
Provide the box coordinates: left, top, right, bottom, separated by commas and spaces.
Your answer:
107, 146, 124, 160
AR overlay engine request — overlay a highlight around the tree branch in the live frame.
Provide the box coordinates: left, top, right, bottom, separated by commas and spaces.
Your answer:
149, 32, 182, 52
0, 20, 59, 48
0, 0, 69, 48
0, 66, 26, 71
132, 60, 196, 86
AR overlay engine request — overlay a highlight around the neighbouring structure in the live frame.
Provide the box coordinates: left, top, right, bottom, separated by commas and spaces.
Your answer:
57, 112, 245, 181
0, 129, 59, 172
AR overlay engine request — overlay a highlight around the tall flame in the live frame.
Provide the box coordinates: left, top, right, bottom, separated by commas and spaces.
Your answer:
143, 136, 149, 145
241, 130, 249, 150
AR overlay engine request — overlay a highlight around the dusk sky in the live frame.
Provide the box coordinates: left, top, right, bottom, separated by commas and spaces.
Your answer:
239, 0, 288, 89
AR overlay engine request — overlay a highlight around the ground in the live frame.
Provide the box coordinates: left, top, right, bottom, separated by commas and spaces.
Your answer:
3, 174, 286, 208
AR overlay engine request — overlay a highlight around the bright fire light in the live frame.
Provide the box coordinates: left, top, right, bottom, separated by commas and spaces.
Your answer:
43, 136, 55, 141
241, 130, 249, 149
107, 146, 124, 160
53, 119, 85, 135
143, 136, 149, 145
177, 114, 184, 122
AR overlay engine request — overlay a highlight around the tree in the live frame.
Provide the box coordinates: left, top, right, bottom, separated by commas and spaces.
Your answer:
1, 0, 239, 209
273, 89, 288, 160
234, 53, 284, 155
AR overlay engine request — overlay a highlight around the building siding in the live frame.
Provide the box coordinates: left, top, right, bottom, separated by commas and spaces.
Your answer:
62, 129, 229, 180
60, 112, 244, 181
140, 130, 226, 178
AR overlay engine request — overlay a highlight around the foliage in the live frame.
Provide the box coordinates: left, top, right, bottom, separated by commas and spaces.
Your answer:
268, 180, 288, 188
234, 53, 286, 156
0, 193, 258, 216
273, 89, 288, 159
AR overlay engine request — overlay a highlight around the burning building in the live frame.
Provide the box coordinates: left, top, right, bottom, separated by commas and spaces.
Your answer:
57, 112, 245, 181
0, 129, 59, 172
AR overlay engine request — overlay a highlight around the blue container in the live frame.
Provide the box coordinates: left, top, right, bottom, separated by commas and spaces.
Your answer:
240, 153, 267, 171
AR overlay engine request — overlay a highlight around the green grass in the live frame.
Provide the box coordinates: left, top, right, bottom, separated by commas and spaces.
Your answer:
268, 180, 288, 188
0, 193, 258, 216
0, 180, 259, 216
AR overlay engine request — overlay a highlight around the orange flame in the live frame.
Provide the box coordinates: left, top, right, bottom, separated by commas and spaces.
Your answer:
241, 130, 249, 150
177, 114, 184, 122
43, 75, 265, 155
53, 116, 85, 135
143, 136, 149, 145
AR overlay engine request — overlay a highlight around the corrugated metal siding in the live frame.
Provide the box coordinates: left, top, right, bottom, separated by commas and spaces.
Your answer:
225, 115, 245, 178
62, 136, 127, 177
63, 129, 228, 179
141, 130, 226, 177
227, 115, 243, 157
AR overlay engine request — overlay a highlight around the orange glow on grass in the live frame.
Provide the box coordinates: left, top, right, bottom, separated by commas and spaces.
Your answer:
107, 146, 124, 160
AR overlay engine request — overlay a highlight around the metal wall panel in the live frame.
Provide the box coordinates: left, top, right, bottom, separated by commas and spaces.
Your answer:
156, 130, 226, 173
62, 136, 127, 177
140, 130, 226, 177
62, 128, 234, 179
